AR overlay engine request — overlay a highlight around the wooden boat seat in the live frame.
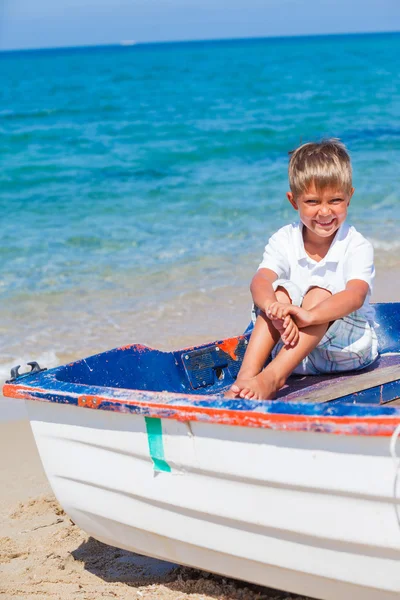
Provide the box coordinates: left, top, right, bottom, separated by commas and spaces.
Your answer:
275, 355, 400, 404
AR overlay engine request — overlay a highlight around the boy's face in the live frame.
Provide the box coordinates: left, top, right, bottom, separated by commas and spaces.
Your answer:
287, 182, 354, 240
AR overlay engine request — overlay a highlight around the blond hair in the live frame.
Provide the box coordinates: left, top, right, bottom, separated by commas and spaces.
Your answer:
288, 139, 352, 197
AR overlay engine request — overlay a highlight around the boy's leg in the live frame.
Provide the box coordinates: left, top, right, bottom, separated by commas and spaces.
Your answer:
225, 288, 291, 398
237, 287, 331, 400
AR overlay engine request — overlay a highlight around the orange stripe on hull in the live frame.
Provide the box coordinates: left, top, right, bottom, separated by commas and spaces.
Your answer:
6, 382, 400, 437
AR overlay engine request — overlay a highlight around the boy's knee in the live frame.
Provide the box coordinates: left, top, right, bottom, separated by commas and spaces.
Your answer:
275, 286, 292, 304
302, 286, 332, 310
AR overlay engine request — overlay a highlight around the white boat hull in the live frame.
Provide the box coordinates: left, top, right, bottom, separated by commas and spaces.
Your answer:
26, 399, 400, 600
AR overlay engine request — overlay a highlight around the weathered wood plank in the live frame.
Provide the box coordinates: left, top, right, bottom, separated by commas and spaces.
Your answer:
296, 365, 400, 404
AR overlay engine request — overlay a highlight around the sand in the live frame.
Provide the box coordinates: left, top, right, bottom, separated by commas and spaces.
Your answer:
1, 268, 400, 599
0, 420, 311, 600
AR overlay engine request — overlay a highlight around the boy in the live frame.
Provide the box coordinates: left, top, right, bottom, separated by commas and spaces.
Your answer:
227, 139, 378, 400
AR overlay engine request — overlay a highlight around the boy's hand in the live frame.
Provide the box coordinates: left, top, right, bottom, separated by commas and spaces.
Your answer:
266, 302, 300, 347
281, 315, 300, 347
267, 301, 292, 321
279, 305, 314, 329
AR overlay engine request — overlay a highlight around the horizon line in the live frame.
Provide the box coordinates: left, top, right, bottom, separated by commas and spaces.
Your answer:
1, 29, 399, 55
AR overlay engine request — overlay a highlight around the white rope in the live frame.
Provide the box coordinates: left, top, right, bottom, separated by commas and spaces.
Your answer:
390, 423, 400, 464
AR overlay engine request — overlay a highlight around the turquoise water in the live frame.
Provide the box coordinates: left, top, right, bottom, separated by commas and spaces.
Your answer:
1, 33, 400, 382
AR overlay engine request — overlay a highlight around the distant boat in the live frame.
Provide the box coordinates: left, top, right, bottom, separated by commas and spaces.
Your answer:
3, 302, 400, 599
120, 40, 137, 46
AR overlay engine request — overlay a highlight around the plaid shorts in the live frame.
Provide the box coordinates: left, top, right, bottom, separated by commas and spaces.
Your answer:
252, 280, 379, 375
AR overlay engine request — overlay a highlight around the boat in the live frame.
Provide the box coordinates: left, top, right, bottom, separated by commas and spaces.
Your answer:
3, 302, 400, 600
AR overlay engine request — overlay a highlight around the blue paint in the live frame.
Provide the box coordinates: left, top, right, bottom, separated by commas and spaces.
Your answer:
145, 417, 171, 473
9, 366, 400, 418
4, 303, 400, 423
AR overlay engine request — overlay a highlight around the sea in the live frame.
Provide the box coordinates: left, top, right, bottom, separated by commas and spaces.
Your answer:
1, 32, 400, 418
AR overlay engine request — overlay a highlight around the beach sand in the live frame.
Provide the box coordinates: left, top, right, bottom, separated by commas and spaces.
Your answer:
1, 267, 400, 600
0, 420, 310, 600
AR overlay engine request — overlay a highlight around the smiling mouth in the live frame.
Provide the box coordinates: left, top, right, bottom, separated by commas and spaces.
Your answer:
316, 219, 335, 227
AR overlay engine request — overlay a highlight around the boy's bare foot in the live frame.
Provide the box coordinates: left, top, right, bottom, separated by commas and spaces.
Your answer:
224, 373, 258, 398
230, 371, 281, 400
224, 387, 240, 399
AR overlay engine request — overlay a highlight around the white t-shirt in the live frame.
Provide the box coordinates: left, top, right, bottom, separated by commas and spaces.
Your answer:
258, 221, 375, 323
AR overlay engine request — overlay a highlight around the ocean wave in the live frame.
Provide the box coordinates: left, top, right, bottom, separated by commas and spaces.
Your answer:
0, 107, 74, 121
344, 126, 400, 144
370, 238, 400, 252
0, 105, 119, 122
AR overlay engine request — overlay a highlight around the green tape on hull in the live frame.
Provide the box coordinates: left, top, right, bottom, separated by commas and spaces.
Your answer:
145, 417, 172, 472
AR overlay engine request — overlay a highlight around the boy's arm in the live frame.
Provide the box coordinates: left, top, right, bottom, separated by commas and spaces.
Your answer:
308, 280, 369, 325
269, 280, 369, 328
250, 268, 279, 312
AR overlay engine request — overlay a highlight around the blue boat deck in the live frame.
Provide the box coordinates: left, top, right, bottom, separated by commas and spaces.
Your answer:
3, 304, 400, 436
41, 303, 400, 407
3, 303, 400, 438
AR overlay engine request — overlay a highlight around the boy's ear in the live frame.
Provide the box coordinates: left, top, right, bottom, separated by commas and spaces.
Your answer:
287, 191, 298, 210
348, 187, 355, 205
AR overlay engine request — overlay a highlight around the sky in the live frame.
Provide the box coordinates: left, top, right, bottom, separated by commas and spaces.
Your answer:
1, 0, 400, 51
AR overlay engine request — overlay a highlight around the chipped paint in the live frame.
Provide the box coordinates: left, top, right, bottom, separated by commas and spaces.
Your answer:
3, 302, 400, 438
217, 337, 241, 361
4, 376, 400, 437
116, 343, 149, 352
